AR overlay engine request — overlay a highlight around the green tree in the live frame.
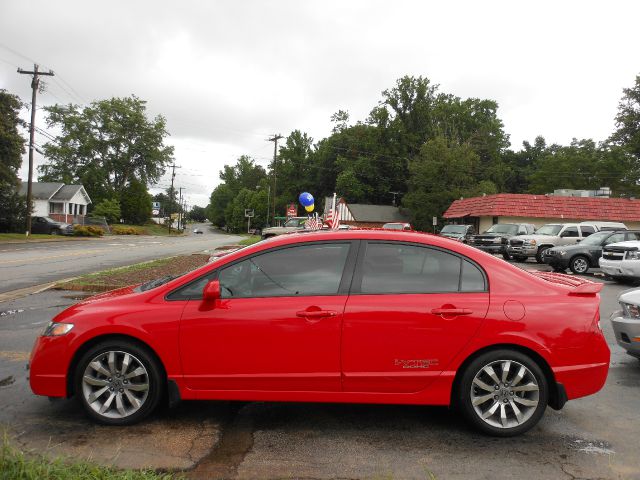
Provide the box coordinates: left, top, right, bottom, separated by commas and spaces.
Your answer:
610, 74, 640, 161
39, 96, 174, 204
90, 198, 121, 224
188, 205, 207, 222
0, 90, 29, 233
403, 137, 480, 230
120, 178, 152, 225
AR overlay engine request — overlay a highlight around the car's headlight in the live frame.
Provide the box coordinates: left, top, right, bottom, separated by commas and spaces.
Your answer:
626, 251, 640, 260
558, 250, 567, 256
621, 302, 640, 319
524, 239, 537, 246
42, 321, 74, 336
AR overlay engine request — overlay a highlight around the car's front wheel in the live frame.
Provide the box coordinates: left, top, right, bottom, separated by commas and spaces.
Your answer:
569, 256, 590, 275
75, 340, 163, 425
458, 349, 548, 436
536, 246, 551, 263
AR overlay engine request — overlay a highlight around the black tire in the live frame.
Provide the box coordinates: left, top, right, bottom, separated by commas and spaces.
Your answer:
502, 252, 512, 261
50, 228, 60, 236
457, 349, 548, 437
569, 255, 590, 275
535, 246, 551, 264
513, 255, 528, 262
75, 339, 164, 425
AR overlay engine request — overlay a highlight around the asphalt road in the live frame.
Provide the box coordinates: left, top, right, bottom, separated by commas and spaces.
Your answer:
0, 224, 242, 294
0, 260, 638, 479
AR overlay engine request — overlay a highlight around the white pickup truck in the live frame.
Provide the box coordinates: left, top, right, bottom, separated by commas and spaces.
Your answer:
507, 222, 627, 263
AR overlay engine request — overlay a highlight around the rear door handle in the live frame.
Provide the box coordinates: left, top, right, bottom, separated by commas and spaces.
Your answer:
431, 308, 473, 315
296, 310, 337, 319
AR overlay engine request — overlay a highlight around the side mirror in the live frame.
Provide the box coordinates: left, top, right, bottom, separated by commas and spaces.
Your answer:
576, 239, 582, 243
203, 280, 221, 302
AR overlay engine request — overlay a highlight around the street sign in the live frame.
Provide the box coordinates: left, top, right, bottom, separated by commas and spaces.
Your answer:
244, 209, 254, 218
432, 216, 438, 226
152, 201, 161, 209
286, 203, 297, 218
152, 209, 160, 216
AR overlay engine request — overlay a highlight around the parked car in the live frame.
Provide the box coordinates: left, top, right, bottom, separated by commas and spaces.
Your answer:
610, 289, 640, 360
261, 217, 308, 239
508, 222, 626, 263
439, 224, 475, 242
30, 216, 74, 235
599, 240, 640, 281
193, 228, 203, 234
382, 222, 412, 231
468, 223, 535, 260
29, 230, 609, 436
544, 230, 640, 274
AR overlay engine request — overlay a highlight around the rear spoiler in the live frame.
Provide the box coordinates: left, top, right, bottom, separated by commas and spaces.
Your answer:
527, 271, 603, 296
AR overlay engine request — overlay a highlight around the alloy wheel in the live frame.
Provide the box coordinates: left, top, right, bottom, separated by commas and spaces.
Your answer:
571, 257, 589, 274
470, 360, 540, 429
81, 350, 150, 419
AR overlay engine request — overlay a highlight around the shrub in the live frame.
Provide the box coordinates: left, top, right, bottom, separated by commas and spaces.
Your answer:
111, 225, 141, 235
73, 225, 104, 237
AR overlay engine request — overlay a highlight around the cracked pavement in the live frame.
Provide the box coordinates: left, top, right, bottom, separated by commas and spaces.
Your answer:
0, 263, 638, 479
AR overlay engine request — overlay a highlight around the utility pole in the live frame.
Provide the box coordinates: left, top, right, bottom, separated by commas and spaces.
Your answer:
268, 134, 283, 224
178, 187, 185, 232
167, 162, 179, 234
18, 64, 54, 236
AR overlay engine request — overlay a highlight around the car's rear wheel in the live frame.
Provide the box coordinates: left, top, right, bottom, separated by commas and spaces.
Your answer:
569, 255, 590, 275
458, 349, 548, 436
50, 228, 60, 235
75, 340, 163, 425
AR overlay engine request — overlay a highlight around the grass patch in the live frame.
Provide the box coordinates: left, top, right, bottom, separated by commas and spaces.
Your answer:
0, 233, 78, 242
55, 254, 210, 292
1, 437, 180, 479
239, 235, 261, 246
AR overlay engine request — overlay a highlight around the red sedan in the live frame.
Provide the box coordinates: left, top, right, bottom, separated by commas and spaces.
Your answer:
29, 230, 609, 436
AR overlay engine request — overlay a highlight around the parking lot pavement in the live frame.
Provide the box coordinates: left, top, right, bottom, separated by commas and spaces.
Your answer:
1, 269, 639, 479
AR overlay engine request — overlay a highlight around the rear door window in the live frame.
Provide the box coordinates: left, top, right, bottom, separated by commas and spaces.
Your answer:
580, 226, 595, 237
357, 242, 486, 294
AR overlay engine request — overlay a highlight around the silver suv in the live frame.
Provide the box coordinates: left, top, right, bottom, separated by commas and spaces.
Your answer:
261, 217, 308, 239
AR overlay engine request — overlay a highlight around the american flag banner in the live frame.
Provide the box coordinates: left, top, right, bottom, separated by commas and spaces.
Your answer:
324, 193, 340, 230
305, 214, 322, 230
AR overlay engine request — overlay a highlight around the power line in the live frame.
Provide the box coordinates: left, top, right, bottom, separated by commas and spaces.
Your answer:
267, 134, 283, 222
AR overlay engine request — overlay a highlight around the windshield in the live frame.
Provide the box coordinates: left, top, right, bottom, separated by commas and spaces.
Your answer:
441, 225, 466, 234
579, 231, 611, 246
485, 224, 518, 235
536, 224, 563, 236
284, 218, 306, 227
138, 275, 179, 292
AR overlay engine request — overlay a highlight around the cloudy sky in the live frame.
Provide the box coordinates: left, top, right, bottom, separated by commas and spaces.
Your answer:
1, 0, 638, 207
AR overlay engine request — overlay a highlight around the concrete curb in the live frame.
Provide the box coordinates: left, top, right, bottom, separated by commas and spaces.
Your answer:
0, 277, 78, 303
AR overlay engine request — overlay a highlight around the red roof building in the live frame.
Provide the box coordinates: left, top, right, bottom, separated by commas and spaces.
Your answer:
443, 193, 640, 233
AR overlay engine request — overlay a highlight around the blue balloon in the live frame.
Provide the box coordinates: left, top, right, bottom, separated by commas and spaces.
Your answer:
298, 192, 314, 207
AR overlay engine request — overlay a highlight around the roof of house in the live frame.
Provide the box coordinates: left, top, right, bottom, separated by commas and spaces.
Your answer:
443, 193, 640, 222
18, 182, 64, 200
17, 182, 92, 203
348, 204, 409, 223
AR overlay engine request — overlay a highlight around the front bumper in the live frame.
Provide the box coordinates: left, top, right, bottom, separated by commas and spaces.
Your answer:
29, 334, 71, 398
471, 244, 506, 254
599, 258, 640, 279
507, 245, 537, 257
610, 312, 640, 358
543, 254, 570, 269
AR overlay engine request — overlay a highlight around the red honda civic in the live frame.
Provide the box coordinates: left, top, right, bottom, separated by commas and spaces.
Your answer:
29, 230, 610, 436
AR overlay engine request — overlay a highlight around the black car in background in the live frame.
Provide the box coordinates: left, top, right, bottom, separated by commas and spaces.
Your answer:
30, 216, 74, 235
468, 223, 536, 260
438, 224, 475, 242
543, 230, 640, 274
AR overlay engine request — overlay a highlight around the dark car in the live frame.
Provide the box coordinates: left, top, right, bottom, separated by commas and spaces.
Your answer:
543, 230, 640, 274
31, 216, 73, 235
468, 223, 536, 260
439, 224, 475, 242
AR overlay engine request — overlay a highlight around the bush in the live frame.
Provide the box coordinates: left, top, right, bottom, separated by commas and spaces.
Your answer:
111, 225, 141, 235
73, 225, 104, 237
91, 198, 121, 224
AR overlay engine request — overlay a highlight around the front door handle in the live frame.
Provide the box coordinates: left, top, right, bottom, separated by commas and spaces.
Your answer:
431, 308, 473, 315
296, 310, 337, 319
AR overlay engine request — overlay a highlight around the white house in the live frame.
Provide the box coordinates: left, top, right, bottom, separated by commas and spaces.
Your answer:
19, 181, 92, 224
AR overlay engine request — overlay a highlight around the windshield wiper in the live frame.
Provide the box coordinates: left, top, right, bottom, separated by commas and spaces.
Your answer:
139, 275, 177, 292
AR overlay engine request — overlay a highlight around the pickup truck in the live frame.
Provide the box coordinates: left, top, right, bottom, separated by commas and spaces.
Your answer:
467, 223, 535, 260
507, 222, 621, 263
